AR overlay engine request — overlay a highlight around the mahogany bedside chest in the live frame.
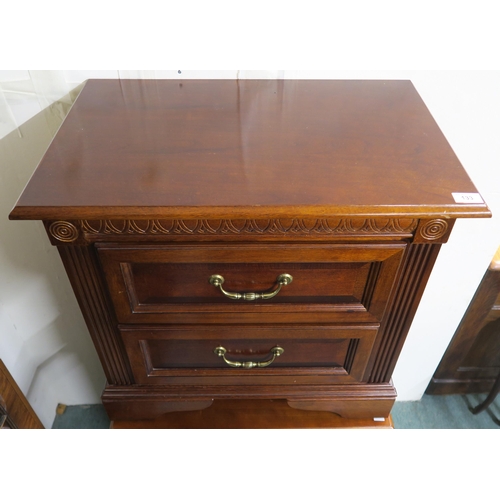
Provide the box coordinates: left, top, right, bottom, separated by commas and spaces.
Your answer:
9, 79, 491, 422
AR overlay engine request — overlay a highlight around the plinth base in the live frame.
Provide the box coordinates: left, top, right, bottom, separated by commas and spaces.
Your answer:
110, 399, 394, 429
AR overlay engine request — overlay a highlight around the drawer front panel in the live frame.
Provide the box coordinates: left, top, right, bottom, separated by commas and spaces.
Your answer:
122, 262, 368, 303
98, 243, 405, 324
120, 324, 378, 385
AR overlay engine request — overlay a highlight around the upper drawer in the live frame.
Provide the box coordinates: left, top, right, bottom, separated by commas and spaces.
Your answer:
97, 243, 406, 324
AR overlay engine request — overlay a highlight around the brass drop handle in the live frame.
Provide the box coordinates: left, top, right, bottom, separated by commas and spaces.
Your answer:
214, 346, 284, 369
208, 273, 293, 300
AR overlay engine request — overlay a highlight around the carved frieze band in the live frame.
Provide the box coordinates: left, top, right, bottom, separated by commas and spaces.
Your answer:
81, 218, 418, 236
46, 218, 453, 244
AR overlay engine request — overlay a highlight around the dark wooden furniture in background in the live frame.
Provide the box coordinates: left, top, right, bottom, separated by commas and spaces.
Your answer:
9, 79, 491, 425
426, 245, 500, 397
0, 360, 44, 429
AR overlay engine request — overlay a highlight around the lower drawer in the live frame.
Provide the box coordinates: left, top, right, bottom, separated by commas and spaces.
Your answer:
120, 324, 378, 385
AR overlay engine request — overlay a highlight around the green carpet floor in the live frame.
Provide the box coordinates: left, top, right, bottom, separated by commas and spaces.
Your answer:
51, 404, 111, 429
51, 394, 500, 429
391, 393, 500, 429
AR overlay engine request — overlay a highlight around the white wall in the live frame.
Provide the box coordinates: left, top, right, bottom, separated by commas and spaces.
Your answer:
0, 79, 106, 428
1, 71, 498, 428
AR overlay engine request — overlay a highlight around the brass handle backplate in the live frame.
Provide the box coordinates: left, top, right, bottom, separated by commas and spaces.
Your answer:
214, 346, 284, 369
208, 273, 293, 301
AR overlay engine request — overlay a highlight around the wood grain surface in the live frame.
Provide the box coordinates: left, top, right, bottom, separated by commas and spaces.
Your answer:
0, 360, 44, 429
110, 398, 394, 429
10, 79, 490, 220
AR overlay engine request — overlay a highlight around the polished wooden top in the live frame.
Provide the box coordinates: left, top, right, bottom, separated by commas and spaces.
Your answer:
10, 79, 490, 220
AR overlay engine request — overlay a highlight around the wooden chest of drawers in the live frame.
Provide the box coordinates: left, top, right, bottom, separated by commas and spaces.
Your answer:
9, 79, 491, 421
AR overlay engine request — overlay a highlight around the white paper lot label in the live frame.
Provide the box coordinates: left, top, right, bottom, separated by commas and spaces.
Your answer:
452, 192, 484, 204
